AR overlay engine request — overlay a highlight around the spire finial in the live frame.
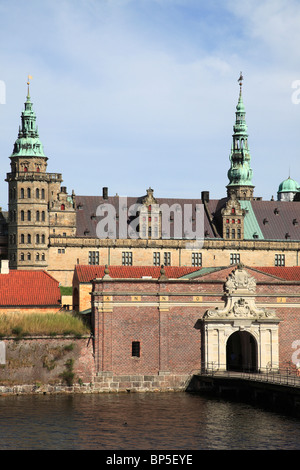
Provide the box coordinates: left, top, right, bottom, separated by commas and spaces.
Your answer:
238, 71, 243, 89
27, 75, 33, 99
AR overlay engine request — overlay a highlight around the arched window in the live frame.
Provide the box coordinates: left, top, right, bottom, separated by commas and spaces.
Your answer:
36, 188, 40, 199
21, 234, 24, 244
21, 210, 24, 221
41, 189, 45, 199
20, 188, 24, 199
27, 253, 31, 261
36, 234, 40, 244
27, 188, 31, 198
41, 253, 45, 261
27, 210, 31, 221
36, 211, 40, 222
27, 234, 31, 244
20, 253, 24, 261
36, 253, 40, 261
42, 211, 45, 222
41, 234, 45, 244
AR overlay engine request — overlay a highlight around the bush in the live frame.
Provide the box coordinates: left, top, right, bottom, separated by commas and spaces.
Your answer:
0, 312, 90, 337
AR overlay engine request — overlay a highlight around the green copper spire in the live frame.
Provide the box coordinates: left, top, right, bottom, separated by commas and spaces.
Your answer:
11, 77, 46, 158
227, 73, 254, 200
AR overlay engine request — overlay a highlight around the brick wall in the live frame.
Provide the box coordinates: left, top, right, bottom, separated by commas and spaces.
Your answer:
91, 268, 300, 379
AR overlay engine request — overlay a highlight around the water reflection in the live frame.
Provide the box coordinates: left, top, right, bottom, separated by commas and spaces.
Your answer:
0, 392, 299, 450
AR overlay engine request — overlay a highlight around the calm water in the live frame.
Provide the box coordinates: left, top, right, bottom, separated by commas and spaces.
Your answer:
0, 392, 300, 450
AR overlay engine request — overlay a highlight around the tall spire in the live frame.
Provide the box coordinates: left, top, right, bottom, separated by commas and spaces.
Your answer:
10, 76, 46, 158
226, 72, 254, 200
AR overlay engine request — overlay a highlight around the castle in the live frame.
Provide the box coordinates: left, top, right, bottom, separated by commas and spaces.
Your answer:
4, 74, 300, 287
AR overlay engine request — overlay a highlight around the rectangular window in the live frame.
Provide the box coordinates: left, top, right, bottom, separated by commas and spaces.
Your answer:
153, 252, 160, 266
164, 252, 171, 266
132, 341, 140, 357
230, 253, 240, 265
88, 251, 99, 265
275, 254, 285, 266
192, 252, 202, 267
122, 252, 133, 266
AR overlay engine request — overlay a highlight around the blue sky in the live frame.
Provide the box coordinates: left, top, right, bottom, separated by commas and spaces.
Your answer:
1, 0, 300, 209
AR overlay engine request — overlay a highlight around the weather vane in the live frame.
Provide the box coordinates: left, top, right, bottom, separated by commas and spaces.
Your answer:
238, 71, 243, 88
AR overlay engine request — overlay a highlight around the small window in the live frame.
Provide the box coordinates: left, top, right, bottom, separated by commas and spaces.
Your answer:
230, 253, 240, 265
132, 341, 140, 358
88, 251, 99, 265
275, 254, 285, 266
122, 252, 133, 266
27, 188, 31, 198
164, 252, 171, 266
192, 252, 202, 267
153, 252, 160, 266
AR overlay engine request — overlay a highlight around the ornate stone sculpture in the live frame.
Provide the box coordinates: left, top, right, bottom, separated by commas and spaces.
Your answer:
204, 264, 276, 320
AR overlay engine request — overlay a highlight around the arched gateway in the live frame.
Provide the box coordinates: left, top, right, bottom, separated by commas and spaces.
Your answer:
226, 331, 257, 372
202, 264, 280, 372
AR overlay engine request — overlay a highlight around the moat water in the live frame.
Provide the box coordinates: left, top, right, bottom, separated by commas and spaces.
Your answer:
1, 392, 300, 450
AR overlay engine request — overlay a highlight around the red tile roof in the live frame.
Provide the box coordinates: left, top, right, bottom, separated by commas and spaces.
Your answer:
74, 265, 199, 283
0, 270, 61, 306
255, 267, 300, 281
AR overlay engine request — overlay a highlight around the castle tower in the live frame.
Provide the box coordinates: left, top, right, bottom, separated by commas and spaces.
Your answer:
5, 78, 74, 269
226, 73, 254, 200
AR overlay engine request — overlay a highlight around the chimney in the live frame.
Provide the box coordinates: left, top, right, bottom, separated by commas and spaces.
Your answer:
0, 260, 9, 274
201, 191, 209, 203
103, 187, 108, 199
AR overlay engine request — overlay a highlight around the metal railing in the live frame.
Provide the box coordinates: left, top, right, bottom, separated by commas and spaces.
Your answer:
200, 362, 300, 388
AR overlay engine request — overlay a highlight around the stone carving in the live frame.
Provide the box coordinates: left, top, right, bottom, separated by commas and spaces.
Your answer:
225, 263, 256, 294
204, 265, 276, 320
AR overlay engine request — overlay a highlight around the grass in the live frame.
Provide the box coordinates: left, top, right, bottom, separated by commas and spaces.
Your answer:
0, 312, 91, 338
